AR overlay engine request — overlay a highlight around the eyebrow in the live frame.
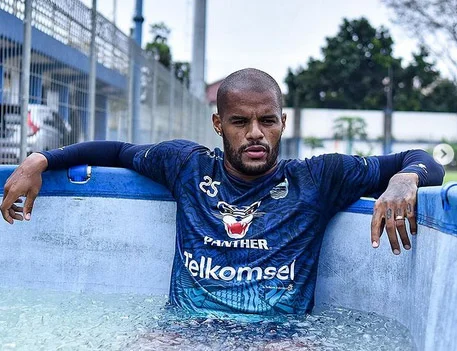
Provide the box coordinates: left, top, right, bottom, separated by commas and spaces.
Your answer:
228, 114, 279, 120
260, 115, 279, 119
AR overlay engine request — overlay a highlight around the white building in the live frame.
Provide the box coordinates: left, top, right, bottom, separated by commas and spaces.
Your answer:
281, 108, 457, 158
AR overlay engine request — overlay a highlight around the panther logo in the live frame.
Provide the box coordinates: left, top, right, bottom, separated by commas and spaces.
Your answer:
215, 201, 264, 239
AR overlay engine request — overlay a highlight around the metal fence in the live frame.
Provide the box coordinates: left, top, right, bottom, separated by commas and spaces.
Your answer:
0, 0, 218, 164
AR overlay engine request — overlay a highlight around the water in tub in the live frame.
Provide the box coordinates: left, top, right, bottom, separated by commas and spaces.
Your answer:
0, 288, 414, 350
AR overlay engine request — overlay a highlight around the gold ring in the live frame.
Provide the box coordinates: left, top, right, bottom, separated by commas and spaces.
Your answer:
395, 215, 405, 220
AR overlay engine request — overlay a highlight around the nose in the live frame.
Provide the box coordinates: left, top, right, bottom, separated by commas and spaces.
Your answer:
246, 120, 264, 140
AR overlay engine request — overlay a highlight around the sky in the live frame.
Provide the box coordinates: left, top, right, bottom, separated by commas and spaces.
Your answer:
81, 0, 421, 92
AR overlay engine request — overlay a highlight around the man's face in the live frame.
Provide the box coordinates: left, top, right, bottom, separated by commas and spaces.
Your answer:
213, 89, 286, 180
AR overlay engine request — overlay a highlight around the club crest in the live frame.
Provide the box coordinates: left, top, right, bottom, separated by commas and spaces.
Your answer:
270, 178, 289, 199
215, 201, 264, 239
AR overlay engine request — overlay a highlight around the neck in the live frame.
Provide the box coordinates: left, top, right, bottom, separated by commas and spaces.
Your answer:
223, 160, 278, 182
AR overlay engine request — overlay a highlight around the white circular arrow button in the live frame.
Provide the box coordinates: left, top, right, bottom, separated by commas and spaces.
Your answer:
433, 143, 454, 165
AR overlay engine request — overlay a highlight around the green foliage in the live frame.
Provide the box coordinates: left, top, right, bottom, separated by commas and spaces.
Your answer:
354, 147, 374, 157
421, 79, 457, 112
444, 171, 457, 183
145, 22, 172, 68
150, 22, 171, 44
302, 136, 324, 150
333, 116, 367, 140
285, 17, 457, 112
333, 116, 368, 154
144, 22, 191, 86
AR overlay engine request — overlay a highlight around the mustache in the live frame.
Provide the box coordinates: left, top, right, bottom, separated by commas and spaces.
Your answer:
239, 142, 270, 153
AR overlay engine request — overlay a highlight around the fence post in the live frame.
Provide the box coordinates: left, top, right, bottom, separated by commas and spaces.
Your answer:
150, 54, 158, 143
88, 0, 97, 141
191, 97, 196, 141
127, 34, 134, 143
179, 79, 184, 139
19, 0, 32, 162
168, 63, 175, 140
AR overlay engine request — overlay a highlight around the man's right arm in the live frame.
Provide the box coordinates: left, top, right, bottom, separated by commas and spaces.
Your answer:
1, 141, 147, 224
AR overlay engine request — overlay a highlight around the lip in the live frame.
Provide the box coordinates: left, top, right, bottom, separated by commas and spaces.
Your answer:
244, 145, 267, 159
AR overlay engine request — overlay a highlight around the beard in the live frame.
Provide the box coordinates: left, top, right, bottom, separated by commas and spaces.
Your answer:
222, 136, 281, 176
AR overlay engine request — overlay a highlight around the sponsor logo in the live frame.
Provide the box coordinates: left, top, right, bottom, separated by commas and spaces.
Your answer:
183, 251, 295, 282
203, 236, 270, 250
215, 201, 264, 239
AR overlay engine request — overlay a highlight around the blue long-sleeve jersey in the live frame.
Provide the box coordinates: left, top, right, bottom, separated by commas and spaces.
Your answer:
42, 140, 444, 315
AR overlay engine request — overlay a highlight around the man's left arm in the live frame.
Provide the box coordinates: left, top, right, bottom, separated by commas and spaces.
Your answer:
370, 150, 444, 255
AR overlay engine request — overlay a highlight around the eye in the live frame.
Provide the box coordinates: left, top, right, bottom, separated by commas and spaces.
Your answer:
261, 118, 276, 126
232, 119, 247, 126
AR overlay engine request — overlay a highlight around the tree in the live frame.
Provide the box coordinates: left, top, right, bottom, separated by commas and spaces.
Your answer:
144, 23, 191, 86
333, 116, 367, 154
285, 17, 457, 112
422, 79, 457, 112
286, 18, 399, 110
145, 22, 172, 68
382, 0, 457, 81
303, 136, 324, 155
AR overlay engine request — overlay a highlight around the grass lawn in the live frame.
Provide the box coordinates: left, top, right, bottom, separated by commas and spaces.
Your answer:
444, 170, 457, 183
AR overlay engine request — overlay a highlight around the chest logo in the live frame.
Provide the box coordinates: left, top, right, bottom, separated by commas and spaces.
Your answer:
215, 201, 264, 239
270, 178, 289, 199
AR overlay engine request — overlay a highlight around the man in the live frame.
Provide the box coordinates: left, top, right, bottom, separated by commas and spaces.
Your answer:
1, 68, 444, 315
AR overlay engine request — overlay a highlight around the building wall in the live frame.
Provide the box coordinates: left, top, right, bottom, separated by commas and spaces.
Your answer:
282, 107, 457, 158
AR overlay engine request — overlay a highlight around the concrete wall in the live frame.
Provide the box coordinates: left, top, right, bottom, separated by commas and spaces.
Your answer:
0, 166, 456, 350
316, 188, 457, 351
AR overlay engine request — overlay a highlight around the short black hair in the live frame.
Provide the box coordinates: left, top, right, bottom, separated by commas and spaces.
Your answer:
216, 68, 283, 114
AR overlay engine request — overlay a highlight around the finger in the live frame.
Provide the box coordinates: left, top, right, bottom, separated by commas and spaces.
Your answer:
385, 207, 401, 255
371, 217, 385, 248
394, 206, 411, 250
1, 196, 23, 224
1, 190, 23, 223
11, 204, 23, 213
406, 202, 417, 235
371, 206, 385, 248
1, 198, 13, 224
23, 192, 37, 221
2, 207, 13, 224
9, 207, 23, 221
395, 218, 411, 250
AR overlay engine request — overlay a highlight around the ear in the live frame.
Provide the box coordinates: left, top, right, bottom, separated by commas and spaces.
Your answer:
281, 112, 287, 132
212, 113, 222, 136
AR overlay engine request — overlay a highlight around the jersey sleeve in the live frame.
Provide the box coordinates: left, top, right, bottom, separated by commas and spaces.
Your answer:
41, 141, 147, 170
306, 153, 380, 217
132, 139, 203, 191
42, 139, 204, 192
305, 149, 444, 217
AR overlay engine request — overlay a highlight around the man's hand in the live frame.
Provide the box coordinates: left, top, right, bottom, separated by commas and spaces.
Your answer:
370, 173, 419, 255
1, 153, 48, 224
